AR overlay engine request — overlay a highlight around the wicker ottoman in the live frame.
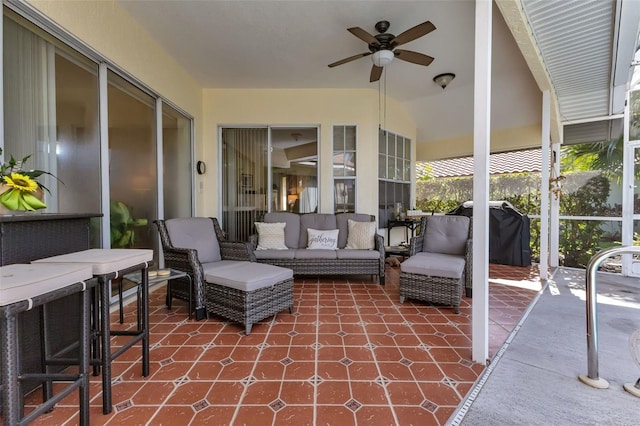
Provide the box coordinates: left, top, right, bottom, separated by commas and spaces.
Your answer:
204, 262, 294, 334
399, 252, 466, 313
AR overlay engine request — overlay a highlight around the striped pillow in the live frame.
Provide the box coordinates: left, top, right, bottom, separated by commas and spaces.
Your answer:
345, 219, 376, 250
255, 222, 288, 250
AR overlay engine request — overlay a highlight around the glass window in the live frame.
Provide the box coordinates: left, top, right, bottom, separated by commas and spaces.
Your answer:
333, 125, 356, 212
378, 129, 411, 228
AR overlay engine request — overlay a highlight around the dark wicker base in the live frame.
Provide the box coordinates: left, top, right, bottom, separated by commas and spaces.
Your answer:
205, 278, 294, 334
399, 271, 464, 314
255, 258, 383, 284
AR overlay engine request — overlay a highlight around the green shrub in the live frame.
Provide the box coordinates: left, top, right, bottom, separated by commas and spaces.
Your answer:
415, 171, 614, 268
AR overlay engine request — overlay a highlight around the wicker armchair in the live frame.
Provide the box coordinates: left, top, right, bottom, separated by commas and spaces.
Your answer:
155, 217, 255, 320
399, 215, 472, 313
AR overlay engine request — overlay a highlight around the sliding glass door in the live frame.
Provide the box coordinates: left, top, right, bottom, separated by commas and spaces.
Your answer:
3, 8, 195, 302
221, 126, 318, 241
4, 12, 102, 220
163, 103, 193, 219
107, 70, 157, 249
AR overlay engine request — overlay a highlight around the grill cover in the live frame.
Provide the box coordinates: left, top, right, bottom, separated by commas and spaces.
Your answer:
447, 201, 531, 266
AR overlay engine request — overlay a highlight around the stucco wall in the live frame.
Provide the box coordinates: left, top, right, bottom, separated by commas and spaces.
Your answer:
203, 88, 416, 216
26, 0, 206, 211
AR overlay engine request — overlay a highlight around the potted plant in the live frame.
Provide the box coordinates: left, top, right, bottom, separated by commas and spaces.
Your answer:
0, 147, 55, 212
110, 200, 148, 248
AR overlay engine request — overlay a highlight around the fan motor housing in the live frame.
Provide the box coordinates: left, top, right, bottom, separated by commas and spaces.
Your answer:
370, 33, 396, 52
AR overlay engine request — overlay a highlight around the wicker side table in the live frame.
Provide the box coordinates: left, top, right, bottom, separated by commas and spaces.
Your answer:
125, 269, 192, 319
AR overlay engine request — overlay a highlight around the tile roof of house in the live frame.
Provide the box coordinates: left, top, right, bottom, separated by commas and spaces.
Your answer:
417, 148, 543, 179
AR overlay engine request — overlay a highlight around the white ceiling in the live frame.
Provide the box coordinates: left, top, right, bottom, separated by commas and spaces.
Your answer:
116, 0, 635, 155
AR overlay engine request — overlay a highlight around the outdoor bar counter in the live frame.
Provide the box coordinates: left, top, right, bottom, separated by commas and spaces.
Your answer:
0, 213, 101, 395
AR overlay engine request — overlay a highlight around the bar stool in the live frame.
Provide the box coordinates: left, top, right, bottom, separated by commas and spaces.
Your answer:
0, 263, 95, 426
33, 248, 153, 414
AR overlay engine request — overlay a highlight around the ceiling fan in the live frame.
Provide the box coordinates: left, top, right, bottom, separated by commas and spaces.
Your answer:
328, 20, 436, 82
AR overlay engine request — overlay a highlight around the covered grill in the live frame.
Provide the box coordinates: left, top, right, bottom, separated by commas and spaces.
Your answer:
447, 201, 531, 267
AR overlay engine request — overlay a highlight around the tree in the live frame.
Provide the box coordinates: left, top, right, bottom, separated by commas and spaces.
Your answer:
561, 135, 623, 181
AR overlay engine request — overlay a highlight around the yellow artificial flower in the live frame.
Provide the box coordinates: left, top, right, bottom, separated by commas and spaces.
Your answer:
3, 173, 39, 192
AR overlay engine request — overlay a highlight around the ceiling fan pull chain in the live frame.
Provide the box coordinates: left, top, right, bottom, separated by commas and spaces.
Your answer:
378, 78, 382, 130
384, 68, 387, 131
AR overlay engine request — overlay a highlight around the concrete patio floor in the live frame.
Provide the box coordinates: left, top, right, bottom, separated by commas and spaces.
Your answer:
453, 267, 640, 425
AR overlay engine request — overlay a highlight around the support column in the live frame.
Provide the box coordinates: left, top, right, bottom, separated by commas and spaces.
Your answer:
472, 0, 492, 364
540, 91, 551, 280
550, 142, 560, 268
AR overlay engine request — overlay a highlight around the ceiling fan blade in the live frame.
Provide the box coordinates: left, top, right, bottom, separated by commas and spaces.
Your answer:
348, 27, 380, 46
370, 65, 383, 82
392, 21, 436, 46
328, 52, 372, 68
394, 49, 434, 66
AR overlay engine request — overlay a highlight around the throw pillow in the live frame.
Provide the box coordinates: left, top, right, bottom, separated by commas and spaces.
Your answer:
307, 228, 339, 250
255, 222, 288, 250
345, 219, 376, 250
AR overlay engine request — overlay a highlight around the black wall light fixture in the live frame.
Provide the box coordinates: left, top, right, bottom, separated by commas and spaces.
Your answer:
196, 161, 206, 175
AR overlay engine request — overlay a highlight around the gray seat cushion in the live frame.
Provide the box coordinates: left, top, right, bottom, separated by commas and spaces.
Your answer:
205, 262, 293, 292
294, 249, 337, 260
423, 216, 470, 256
401, 252, 465, 279
165, 217, 221, 263
336, 249, 381, 260
1, 263, 93, 307
33, 248, 153, 275
254, 249, 296, 260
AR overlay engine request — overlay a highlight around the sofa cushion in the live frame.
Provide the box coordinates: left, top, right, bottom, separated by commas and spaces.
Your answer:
423, 215, 470, 256
254, 249, 296, 260
255, 222, 288, 250
345, 219, 376, 250
205, 262, 293, 292
294, 249, 337, 260
401, 252, 465, 279
336, 213, 372, 248
165, 217, 221, 263
299, 214, 337, 248
336, 249, 381, 260
263, 212, 300, 249
307, 228, 339, 250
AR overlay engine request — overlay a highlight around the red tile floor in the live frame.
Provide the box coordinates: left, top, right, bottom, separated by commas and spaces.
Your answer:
24, 263, 542, 425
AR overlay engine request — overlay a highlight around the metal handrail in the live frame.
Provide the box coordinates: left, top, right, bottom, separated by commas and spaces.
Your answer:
579, 245, 640, 389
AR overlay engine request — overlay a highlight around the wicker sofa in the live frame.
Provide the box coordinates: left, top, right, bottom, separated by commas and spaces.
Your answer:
249, 212, 385, 284
399, 215, 472, 313
155, 217, 293, 333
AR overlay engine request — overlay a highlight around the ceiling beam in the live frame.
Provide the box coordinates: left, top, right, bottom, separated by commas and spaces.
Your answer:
284, 142, 317, 161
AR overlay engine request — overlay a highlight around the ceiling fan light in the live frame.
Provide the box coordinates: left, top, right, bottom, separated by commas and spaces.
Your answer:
433, 73, 456, 89
372, 50, 394, 67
